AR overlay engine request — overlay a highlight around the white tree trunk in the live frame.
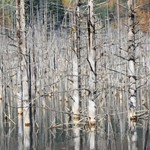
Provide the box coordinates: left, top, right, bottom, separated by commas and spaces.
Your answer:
0, 93, 3, 134
18, 115, 23, 150
16, 0, 30, 126
88, 0, 96, 128
72, 0, 81, 124
72, 53, 80, 122
24, 126, 31, 149
127, 0, 137, 128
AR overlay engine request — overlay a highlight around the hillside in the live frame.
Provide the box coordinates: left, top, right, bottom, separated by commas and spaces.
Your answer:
0, 0, 149, 32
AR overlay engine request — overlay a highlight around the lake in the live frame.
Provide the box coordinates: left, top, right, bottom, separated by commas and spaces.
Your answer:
1, 120, 150, 150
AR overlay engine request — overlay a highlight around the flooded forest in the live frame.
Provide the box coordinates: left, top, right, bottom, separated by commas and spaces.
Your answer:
0, 0, 150, 149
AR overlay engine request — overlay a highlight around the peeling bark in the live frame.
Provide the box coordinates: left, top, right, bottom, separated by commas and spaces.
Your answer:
88, 0, 96, 128
127, 0, 137, 129
72, 0, 81, 124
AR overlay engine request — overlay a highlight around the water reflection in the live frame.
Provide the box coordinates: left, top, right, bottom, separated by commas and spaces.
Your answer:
24, 126, 31, 150
131, 130, 138, 150
0, 123, 150, 150
89, 131, 95, 150
128, 128, 138, 150
18, 115, 23, 150
73, 127, 80, 150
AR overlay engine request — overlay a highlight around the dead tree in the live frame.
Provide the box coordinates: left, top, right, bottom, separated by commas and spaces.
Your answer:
16, 0, 30, 126
127, 0, 137, 129
72, 0, 81, 124
87, 0, 96, 128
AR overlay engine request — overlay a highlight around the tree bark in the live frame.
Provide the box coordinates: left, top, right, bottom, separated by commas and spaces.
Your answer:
16, 0, 30, 126
127, 0, 137, 129
72, 0, 81, 124
87, 0, 96, 128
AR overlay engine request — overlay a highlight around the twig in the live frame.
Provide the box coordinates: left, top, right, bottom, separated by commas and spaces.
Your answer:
4, 112, 16, 125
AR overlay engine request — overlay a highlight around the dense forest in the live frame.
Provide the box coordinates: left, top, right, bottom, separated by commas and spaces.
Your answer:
0, 0, 150, 149
0, 0, 149, 31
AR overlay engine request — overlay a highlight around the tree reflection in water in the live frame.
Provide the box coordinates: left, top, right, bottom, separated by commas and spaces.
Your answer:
0, 122, 150, 150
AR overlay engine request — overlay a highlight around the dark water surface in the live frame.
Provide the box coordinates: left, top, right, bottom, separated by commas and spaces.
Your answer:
0, 123, 150, 150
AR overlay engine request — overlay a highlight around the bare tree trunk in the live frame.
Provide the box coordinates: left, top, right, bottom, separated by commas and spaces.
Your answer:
29, 0, 36, 128
77, 0, 82, 117
87, 0, 96, 128
72, 0, 81, 124
0, 56, 3, 133
127, 0, 137, 129
16, 0, 30, 126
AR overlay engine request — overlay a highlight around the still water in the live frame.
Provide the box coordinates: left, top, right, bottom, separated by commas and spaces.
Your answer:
0, 122, 150, 150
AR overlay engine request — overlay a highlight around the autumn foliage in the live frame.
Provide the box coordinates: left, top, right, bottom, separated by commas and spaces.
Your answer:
136, 0, 150, 33
62, 0, 74, 9
102, 0, 150, 33
0, 9, 12, 29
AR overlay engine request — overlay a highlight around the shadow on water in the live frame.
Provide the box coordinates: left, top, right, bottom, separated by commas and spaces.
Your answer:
0, 120, 150, 150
